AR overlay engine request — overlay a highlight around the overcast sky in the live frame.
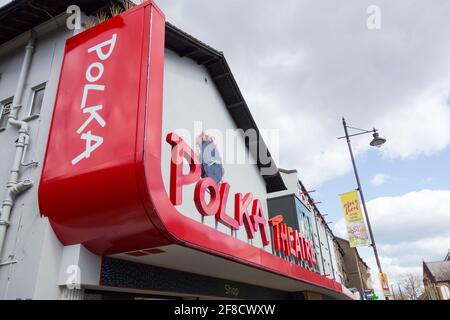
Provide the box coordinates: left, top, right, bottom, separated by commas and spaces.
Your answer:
155, 0, 450, 296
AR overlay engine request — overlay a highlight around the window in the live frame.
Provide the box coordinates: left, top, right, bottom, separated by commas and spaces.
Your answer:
29, 84, 46, 117
441, 285, 450, 300
0, 99, 12, 130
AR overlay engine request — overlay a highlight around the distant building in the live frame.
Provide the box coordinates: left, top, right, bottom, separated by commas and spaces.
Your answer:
423, 250, 450, 300
336, 237, 373, 299
333, 239, 348, 286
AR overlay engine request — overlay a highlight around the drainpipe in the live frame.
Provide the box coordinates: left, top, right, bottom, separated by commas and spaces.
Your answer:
9, 33, 35, 123
0, 33, 38, 263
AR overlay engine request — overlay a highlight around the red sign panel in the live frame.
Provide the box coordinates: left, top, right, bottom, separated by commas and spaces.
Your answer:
39, 1, 350, 297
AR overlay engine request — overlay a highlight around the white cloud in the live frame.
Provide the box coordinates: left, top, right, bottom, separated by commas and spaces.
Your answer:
366, 190, 450, 243
363, 254, 422, 294
333, 215, 348, 239
334, 189, 450, 296
158, 0, 450, 187
371, 173, 390, 186
379, 84, 450, 159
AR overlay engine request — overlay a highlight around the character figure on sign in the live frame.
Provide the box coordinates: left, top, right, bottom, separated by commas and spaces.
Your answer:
196, 132, 224, 185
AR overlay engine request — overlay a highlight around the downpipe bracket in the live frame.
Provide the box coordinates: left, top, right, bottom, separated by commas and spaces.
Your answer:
10, 180, 34, 197
0, 256, 18, 267
21, 160, 39, 168
0, 220, 9, 227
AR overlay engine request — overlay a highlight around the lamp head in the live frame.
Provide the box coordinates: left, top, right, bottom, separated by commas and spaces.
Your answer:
370, 131, 386, 148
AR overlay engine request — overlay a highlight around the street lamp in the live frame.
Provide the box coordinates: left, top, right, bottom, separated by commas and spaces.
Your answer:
370, 132, 387, 148
338, 117, 387, 295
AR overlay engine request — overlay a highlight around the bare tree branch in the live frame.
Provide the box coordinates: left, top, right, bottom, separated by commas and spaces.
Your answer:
397, 273, 424, 300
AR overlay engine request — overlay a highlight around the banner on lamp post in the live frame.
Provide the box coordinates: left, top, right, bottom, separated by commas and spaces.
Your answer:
379, 272, 392, 297
340, 190, 370, 247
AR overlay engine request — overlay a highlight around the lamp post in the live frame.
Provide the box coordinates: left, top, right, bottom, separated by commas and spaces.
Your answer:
338, 117, 387, 293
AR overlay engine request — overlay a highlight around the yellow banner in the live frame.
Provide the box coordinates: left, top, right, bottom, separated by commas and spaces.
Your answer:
340, 191, 369, 247
379, 272, 392, 296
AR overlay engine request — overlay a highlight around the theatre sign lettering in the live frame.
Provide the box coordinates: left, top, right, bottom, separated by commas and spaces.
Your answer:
39, 1, 346, 295
167, 132, 318, 267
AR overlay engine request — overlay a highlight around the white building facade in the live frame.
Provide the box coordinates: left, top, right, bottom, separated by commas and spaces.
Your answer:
0, 0, 354, 300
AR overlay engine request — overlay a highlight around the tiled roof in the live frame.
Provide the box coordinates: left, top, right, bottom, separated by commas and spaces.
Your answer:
424, 261, 450, 282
